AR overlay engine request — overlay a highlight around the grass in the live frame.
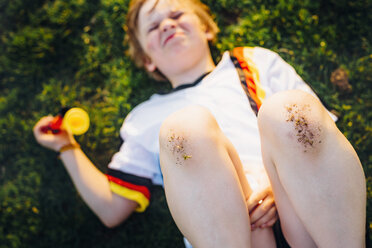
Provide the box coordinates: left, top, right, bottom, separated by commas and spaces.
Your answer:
0, 0, 371, 247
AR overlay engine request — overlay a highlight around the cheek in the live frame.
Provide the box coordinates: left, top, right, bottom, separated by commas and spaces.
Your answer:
145, 33, 159, 53
180, 16, 206, 38
179, 15, 196, 31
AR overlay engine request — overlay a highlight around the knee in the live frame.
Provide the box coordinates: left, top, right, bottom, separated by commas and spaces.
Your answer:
159, 105, 221, 165
257, 90, 336, 154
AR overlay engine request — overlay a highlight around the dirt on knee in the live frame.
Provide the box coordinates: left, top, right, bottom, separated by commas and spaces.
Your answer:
285, 103, 322, 153
166, 130, 193, 165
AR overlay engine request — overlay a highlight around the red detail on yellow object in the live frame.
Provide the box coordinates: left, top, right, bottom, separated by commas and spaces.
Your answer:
40, 115, 63, 134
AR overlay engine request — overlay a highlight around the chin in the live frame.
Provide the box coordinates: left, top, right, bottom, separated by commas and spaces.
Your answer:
171, 40, 207, 57
156, 39, 209, 70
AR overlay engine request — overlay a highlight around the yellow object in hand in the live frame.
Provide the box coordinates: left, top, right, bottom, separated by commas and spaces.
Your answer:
62, 108, 90, 135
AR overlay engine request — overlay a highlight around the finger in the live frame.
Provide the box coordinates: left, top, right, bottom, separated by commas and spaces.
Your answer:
254, 206, 277, 227
65, 130, 77, 144
247, 190, 267, 212
260, 214, 278, 228
249, 206, 265, 224
249, 198, 275, 223
33, 116, 54, 134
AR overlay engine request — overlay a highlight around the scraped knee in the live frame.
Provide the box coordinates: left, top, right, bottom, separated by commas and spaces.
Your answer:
159, 105, 220, 166
258, 90, 336, 154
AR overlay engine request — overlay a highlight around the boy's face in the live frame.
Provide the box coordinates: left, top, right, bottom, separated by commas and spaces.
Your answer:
137, 0, 214, 77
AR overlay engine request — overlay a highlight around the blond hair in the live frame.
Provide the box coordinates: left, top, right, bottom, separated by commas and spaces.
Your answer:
125, 0, 219, 81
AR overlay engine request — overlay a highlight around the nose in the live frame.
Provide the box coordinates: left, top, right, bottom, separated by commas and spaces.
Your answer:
161, 18, 176, 32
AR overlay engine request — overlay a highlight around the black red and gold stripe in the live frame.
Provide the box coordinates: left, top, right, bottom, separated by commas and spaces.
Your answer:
106, 169, 153, 212
231, 47, 266, 116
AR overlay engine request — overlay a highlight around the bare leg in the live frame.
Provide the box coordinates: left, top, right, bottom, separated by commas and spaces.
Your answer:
226, 135, 277, 248
159, 105, 275, 248
258, 90, 366, 247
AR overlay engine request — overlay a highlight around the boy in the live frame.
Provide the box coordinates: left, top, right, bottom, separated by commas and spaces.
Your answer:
34, 0, 366, 247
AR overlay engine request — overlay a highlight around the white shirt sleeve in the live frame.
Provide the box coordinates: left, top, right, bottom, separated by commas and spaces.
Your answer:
255, 47, 337, 121
107, 107, 163, 185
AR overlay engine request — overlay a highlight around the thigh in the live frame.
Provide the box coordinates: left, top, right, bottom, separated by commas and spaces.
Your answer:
262, 153, 316, 248
258, 90, 366, 247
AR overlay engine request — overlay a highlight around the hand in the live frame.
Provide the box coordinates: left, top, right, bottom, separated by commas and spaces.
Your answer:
33, 116, 77, 152
247, 185, 277, 230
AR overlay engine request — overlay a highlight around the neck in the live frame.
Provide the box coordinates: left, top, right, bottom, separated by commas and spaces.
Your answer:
167, 53, 216, 88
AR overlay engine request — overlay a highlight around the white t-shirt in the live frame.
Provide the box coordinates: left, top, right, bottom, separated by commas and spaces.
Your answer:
106, 47, 336, 213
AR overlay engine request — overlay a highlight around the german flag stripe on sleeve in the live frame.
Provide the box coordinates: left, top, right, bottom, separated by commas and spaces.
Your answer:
108, 182, 150, 212
106, 175, 150, 199
106, 169, 152, 212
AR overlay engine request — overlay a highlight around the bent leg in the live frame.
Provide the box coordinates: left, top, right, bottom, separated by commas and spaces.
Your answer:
159, 106, 251, 248
258, 90, 366, 247
159, 105, 275, 248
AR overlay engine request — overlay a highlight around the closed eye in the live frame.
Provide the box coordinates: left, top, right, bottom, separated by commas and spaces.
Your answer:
147, 11, 183, 33
148, 23, 159, 33
170, 11, 183, 19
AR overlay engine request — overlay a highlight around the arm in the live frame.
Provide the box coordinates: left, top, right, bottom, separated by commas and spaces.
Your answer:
59, 147, 138, 228
33, 116, 138, 228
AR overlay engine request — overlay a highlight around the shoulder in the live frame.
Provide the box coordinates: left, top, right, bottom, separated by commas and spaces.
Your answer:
124, 94, 166, 124
120, 92, 185, 137
231, 46, 280, 61
230, 46, 284, 75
